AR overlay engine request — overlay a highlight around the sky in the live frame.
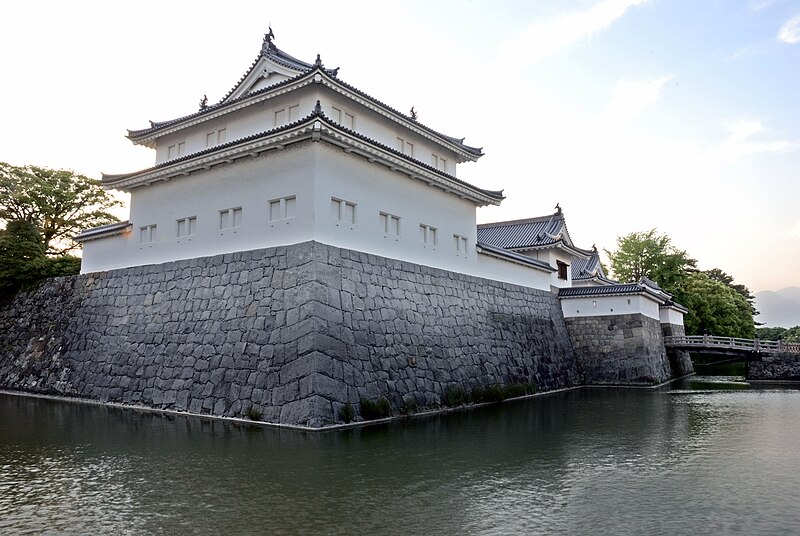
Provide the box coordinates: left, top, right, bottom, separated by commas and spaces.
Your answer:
2, 0, 799, 292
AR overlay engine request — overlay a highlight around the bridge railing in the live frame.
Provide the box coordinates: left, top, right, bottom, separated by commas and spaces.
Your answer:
664, 335, 800, 354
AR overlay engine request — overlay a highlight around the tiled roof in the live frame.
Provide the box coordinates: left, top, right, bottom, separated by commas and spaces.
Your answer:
323, 72, 483, 157
558, 284, 649, 297
75, 221, 132, 242
105, 107, 504, 202
476, 242, 555, 272
126, 36, 482, 158
127, 69, 311, 138
571, 249, 615, 283
663, 300, 689, 313
477, 211, 566, 249
558, 281, 672, 302
218, 41, 339, 105
570, 255, 596, 280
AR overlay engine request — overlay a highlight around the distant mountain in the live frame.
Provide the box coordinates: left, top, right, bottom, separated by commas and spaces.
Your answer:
755, 287, 800, 328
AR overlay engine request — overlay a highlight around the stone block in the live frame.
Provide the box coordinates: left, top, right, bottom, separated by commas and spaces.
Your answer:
279, 395, 332, 427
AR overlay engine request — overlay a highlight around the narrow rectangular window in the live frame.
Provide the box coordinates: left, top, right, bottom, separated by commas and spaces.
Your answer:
139, 224, 157, 244
168, 145, 176, 159
420, 224, 437, 245
206, 129, 227, 147
177, 142, 186, 156
288, 105, 299, 122
219, 208, 242, 230
454, 234, 468, 253
557, 260, 569, 280
176, 216, 197, 238
397, 138, 414, 157
268, 196, 297, 221
432, 154, 439, 168
380, 212, 400, 235
343, 201, 355, 223
275, 109, 287, 126
332, 106, 342, 123
331, 197, 356, 224
439, 157, 447, 172
343, 112, 355, 130
269, 200, 281, 221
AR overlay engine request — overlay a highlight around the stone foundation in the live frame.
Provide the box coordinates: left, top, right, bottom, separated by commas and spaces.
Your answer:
0, 241, 579, 428
565, 314, 677, 385
747, 355, 800, 381
661, 322, 694, 378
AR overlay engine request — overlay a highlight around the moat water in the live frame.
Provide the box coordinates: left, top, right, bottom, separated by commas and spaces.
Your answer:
2, 377, 799, 535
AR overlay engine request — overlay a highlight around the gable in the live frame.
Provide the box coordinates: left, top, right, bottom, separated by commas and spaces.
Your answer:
223, 55, 307, 103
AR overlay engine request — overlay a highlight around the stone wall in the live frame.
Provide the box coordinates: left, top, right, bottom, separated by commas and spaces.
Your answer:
747, 355, 800, 381
0, 241, 579, 428
661, 323, 694, 378
565, 314, 675, 385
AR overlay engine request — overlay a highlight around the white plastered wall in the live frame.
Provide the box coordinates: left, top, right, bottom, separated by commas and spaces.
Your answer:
82, 143, 316, 272
659, 306, 685, 326
560, 294, 662, 320
312, 142, 477, 272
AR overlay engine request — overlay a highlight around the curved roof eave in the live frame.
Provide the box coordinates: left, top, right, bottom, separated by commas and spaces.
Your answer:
105, 111, 503, 205
125, 68, 483, 160
476, 242, 556, 273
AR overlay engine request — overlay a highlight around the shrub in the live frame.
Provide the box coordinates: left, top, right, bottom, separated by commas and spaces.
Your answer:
245, 406, 262, 421
360, 397, 392, 420
339, 403, 355, 423
466, 382, 537, 405
402, 398, 418, 416
443, 386, 467, 407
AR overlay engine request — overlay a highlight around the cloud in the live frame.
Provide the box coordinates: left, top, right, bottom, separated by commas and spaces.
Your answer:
778, 15, 800, 44
603, 75, 673, 123
749, 0, 776, 11
499, 0, 649, 66
728, 119, 766, 143
726, 42, 769, 61
709, 119, 800, 159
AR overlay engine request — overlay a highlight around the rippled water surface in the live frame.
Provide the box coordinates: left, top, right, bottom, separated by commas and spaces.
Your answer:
2, 380, 800, 535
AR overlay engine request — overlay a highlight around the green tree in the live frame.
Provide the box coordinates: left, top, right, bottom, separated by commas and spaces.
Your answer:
604, 229, 696, 289
0, 220, 81, 301
757, 326, 800, 343
0, 162, 121, 255
0, 220, 47, 298
606, 229, 755, 338
705, 267, 758, 318
673, 272, 755, 338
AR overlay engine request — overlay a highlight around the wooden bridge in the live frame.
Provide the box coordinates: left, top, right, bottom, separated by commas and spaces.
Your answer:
663, 335, 800, 360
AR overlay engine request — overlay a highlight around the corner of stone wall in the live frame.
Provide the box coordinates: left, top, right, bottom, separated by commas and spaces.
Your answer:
660, 322, 694, 378
565, 313, 674, 386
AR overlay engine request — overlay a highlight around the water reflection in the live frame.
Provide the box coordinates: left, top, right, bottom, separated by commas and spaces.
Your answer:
2, 386, 799, 535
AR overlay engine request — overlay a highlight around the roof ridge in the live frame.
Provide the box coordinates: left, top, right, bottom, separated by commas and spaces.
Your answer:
478, 212, 560, 228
